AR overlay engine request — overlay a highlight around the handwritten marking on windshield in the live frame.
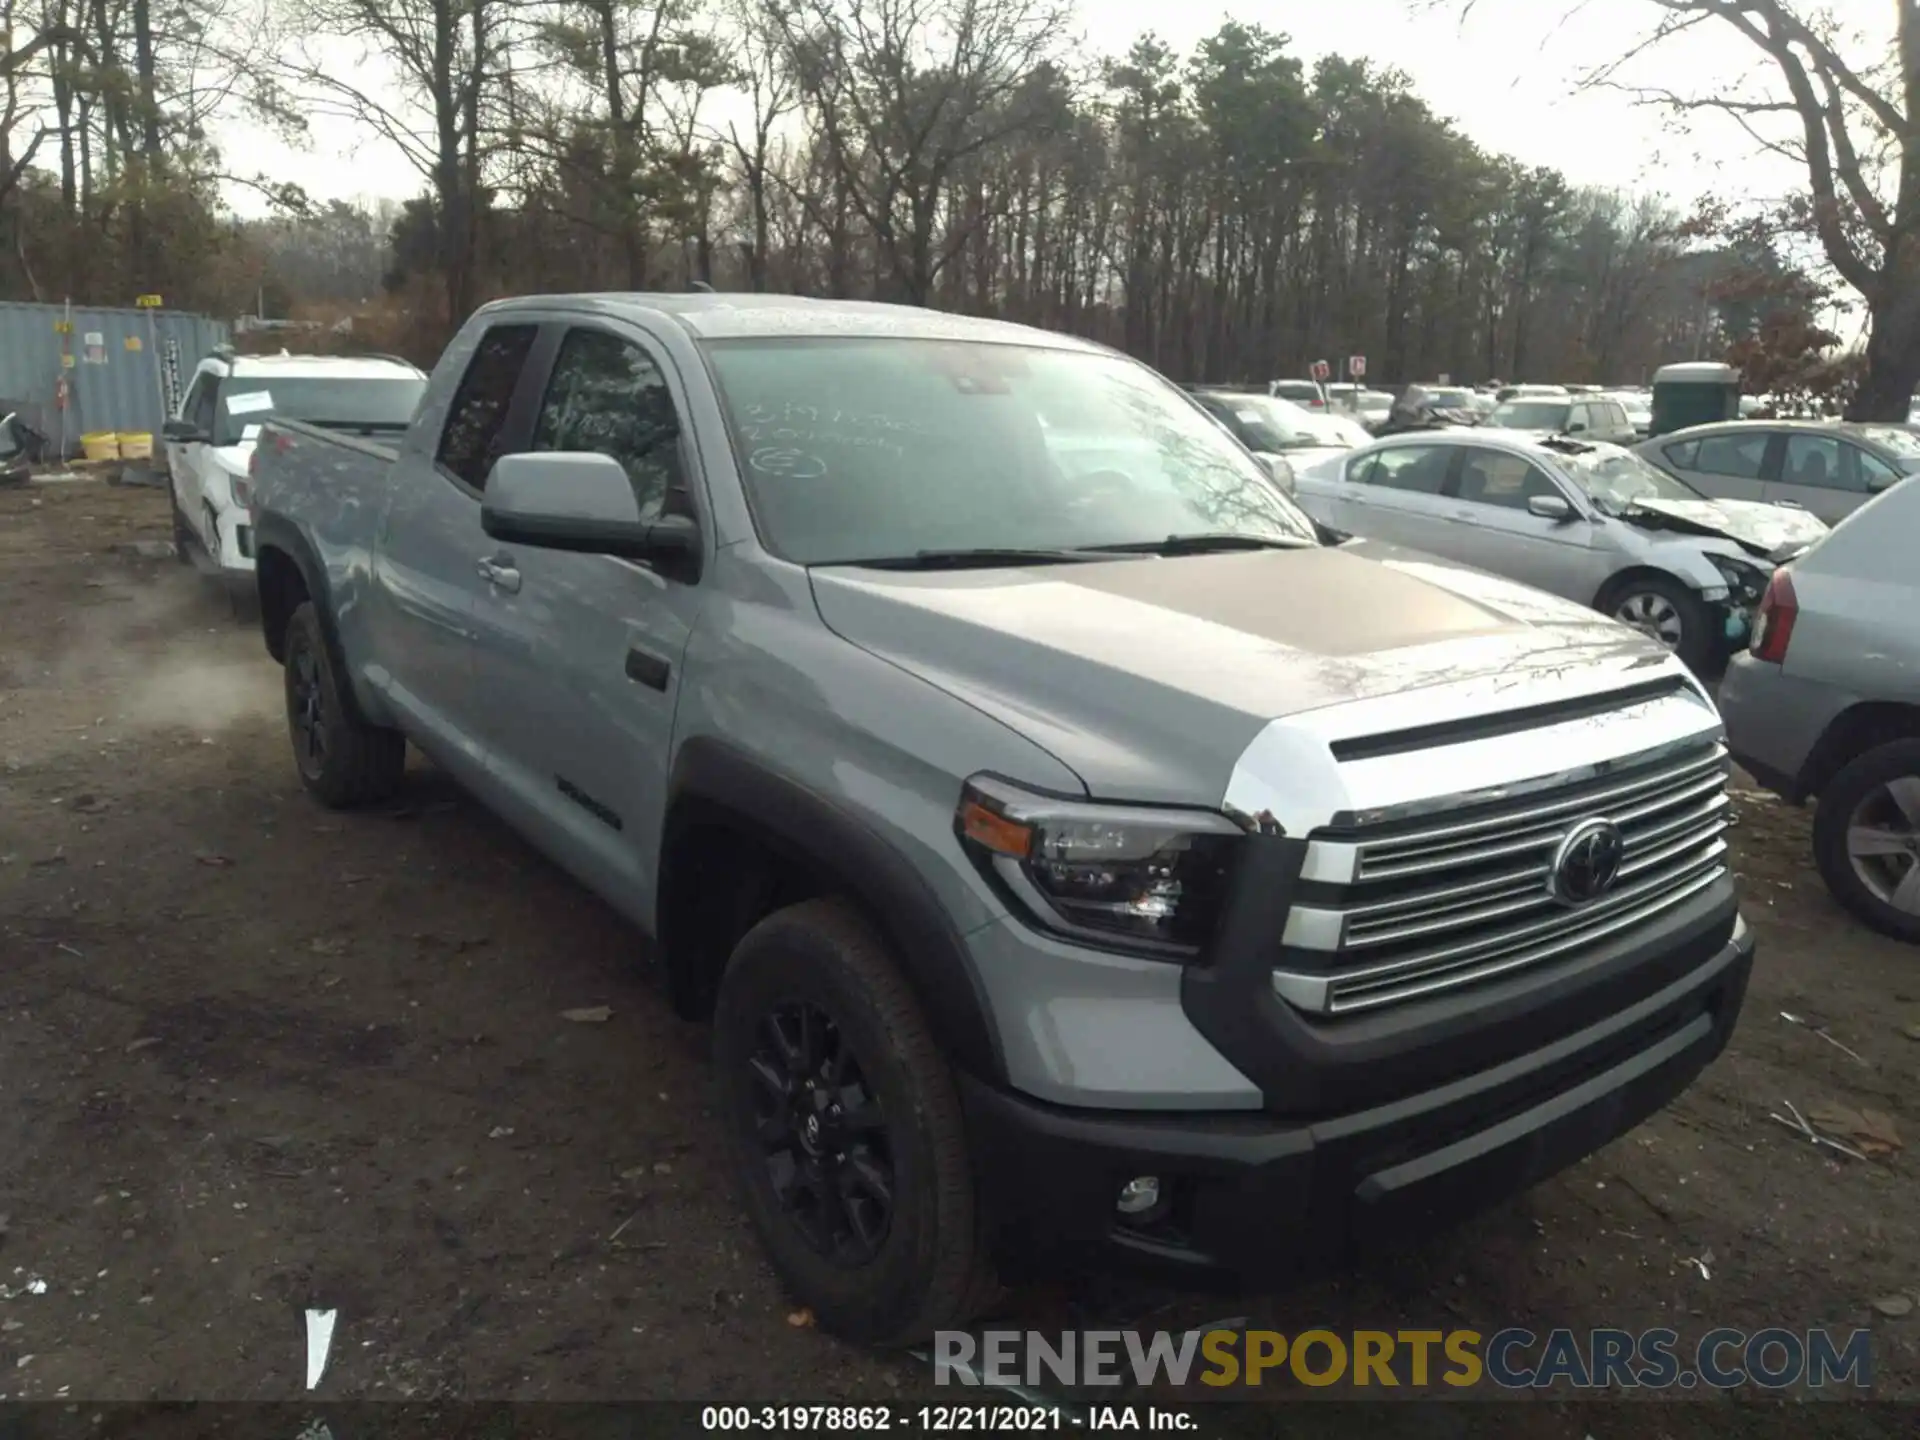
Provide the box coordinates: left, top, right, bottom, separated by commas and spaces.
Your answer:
750, 448, 829, 479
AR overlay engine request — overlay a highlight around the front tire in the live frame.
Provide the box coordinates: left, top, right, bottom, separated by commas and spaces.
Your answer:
1812, 739, 1920, 944
1605, 574, 1713, 671
170, 490, 194, 564
282, 601, 406, 808
712, 898, 993, 1345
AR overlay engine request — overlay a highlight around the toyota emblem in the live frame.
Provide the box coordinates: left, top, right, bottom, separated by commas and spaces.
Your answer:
1549, 818, 1625, 906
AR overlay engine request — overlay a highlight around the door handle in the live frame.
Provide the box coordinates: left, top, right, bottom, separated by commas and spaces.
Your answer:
476, 556, 522, 593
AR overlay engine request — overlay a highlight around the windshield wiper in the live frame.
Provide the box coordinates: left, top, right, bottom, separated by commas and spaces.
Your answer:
1076, 532, 1316, 556
836, 547, 1125, 571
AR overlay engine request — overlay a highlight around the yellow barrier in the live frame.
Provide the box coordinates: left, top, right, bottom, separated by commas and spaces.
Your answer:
80, 432, 121, 462
116, 432, 153, 460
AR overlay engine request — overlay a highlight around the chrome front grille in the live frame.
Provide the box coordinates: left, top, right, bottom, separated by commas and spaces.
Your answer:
1273, 740, 1731, 1016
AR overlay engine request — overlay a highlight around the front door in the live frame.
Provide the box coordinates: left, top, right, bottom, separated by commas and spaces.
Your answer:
461, 322, 704, 921
368, 321, 542, 782
167, 373, 221, 550
1440, 446, 1599, 602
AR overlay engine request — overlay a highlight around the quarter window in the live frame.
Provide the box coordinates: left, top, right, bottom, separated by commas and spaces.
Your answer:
437, 324, 538, 489
530, 329, 687, 520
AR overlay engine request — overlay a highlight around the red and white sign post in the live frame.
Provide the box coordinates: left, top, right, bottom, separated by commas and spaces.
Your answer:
1348, 354, 1367, 380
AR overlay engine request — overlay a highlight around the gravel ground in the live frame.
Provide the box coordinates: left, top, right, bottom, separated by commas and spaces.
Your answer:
1, 478, 1916, 1433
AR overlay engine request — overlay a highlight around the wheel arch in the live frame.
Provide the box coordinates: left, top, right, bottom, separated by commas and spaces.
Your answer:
1799, 702, 1920, 797
657, 736, 1006, 1085
250, 514, 373, 728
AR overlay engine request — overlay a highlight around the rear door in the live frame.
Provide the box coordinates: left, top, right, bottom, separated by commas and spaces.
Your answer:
1658, 428, 1774, 504
370, 321, 541, 779
1438, 446, 1599, 600
1339, 441, 1459, 549
169, 372, 221, 547
460, 319, 705, 916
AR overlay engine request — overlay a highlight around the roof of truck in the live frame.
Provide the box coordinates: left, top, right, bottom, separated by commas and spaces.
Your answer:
202, 352, 425, 379
478, 292, 1113, 353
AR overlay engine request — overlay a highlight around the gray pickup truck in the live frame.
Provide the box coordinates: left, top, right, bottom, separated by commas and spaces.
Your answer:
248, 294, 1753, 1344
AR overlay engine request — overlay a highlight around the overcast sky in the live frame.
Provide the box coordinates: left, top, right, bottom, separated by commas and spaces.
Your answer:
228, 0, 1816, 224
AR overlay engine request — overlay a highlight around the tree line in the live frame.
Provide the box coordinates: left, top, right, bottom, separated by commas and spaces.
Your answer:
0, 0, 1901, 412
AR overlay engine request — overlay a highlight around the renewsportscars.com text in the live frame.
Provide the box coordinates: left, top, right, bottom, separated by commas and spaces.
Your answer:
934, 1327, 1874, 1391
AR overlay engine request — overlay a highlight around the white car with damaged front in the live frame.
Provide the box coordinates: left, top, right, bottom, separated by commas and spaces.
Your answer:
1291, 430, 1829, 671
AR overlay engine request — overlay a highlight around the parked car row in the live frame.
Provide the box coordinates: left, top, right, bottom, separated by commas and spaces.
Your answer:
233, 294, 1755, 1344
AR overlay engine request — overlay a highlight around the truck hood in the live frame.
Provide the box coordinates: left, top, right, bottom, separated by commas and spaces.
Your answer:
1618, 495, 1826, 559
809, 542, 1670, 805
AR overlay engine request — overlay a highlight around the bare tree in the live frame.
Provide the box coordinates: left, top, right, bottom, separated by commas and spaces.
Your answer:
1456, 0, 1918, 419
766, 0, 1073, 303
285, 0, 518, 322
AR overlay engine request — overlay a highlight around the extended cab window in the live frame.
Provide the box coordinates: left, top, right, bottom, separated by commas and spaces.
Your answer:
437, 324, 538, 489
1361, 444, 1451, 494
532, 329, 685, 519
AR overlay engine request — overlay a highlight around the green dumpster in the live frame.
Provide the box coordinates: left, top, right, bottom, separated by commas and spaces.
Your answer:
1650, 361, 1740, 438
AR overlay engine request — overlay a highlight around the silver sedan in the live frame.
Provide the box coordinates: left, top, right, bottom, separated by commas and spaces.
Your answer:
1291, 431, 1827, 670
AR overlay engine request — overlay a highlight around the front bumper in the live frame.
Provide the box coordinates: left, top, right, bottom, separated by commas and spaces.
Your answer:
962, 917, 1752, 1288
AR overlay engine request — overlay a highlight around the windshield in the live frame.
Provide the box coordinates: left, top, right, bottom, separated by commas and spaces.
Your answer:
702, 338, 1319, 564
1356, 392, 1394, 414
214, 375, 426, 445
1556, 446, 1702, 512
1201, 393, 1336, 452
1491, 400, 1572, 430
1296, 411, 1372, 447
1429, 389, 1475, 409
1852, 426, 1920, 460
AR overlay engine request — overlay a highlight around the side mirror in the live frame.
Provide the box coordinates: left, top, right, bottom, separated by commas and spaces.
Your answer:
1258, 453, 1296, 496
481, 452, 702, 573
163, 418, 207, 443
1528, 494, 1576, 522
1866, 471, 1899, 493
1564, 422, 1587, 434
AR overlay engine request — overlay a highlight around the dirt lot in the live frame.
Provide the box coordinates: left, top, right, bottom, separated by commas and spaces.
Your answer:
2, 478, 1918, 1424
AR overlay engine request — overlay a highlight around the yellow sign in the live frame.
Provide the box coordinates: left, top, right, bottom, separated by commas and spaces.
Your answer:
60, 353, 75, 368
135, 294, 163, 308
53, 320, 72, 333
124, 335, 143, 351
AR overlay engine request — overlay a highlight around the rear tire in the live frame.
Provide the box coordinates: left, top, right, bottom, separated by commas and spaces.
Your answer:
282, 601, 406, 808
712, 898, 994, 1345
1812, 739, 1920, 944
1604, 574, 1713, 672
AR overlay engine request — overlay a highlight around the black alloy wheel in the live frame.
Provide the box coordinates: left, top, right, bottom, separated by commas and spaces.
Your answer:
746, 1000, 896, 1265
289, 643, 328, 780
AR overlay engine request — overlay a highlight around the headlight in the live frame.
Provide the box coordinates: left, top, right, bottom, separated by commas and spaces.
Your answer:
1709, 555, 1768, 605
229, 473, 253, 510
955, 776, 1246, 957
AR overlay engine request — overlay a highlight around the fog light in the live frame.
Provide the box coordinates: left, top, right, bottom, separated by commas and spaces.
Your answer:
1116, 1175, 1161, 1216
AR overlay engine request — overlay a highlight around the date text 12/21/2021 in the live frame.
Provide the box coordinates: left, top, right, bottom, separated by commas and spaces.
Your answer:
700, 1406, 1197, 1432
